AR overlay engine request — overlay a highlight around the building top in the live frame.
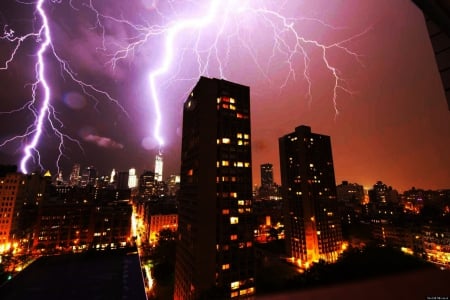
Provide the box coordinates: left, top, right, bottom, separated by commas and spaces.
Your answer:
0, 249, 147, 300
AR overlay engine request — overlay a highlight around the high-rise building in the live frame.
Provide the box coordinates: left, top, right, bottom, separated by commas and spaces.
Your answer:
138, 170, 156, 199
69, 163, 80, 186
155, 151, 163, 182
116, 171, 129, 190
260, 163, 274, 188
128, 168, 137, 189
279, 125, 343, 267
80, 166, 97, 187
174, 77, 255, 299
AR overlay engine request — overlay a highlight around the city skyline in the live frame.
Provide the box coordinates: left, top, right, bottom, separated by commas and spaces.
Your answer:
1, 0, 449, 193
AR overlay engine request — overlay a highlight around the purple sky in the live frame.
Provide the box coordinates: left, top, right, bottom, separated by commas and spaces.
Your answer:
0, 0, 449, 192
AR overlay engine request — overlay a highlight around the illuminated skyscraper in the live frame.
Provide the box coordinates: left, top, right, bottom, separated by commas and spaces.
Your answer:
174, 77, 255, 299
69, 163, 80, 186
279, 125, 343, 267
155, 151, 163, 182
128, 168, 137, 189
110, 169, 116, 184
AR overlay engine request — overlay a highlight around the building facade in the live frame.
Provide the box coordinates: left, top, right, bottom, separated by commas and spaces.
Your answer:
279, 125, 343, 267
174, 77, 255, 299
260, 163, 273, 188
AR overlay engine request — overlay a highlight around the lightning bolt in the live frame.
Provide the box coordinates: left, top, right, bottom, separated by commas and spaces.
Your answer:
1, 0, 367, 174
96, 0, 367, 153
0, 0, 127, 174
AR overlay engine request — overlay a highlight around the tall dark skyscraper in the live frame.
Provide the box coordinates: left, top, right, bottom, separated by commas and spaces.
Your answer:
279, 125, 343, 268
260, 163, 274, 188
174, 77, 255, 299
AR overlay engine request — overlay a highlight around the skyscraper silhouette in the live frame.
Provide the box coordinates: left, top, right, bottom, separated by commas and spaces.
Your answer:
174, 77, 255, 299
279, 125, 343, 267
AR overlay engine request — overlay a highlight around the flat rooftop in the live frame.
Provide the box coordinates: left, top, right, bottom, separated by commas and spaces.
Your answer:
258, 268, 450, 300
0, 248, 147, 300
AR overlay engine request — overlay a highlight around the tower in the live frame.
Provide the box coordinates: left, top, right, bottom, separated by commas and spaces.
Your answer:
260, 163, 273, 188
128, 168, 137, 189
279, 125, 343, 267
69, 163, 80, 186
155, 151, 163, 182
174, 77, 255, 299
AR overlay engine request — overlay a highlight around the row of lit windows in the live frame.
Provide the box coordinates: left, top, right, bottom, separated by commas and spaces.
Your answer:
217, 96, 236, 104
217, 176, 237, 182
231, 287, 255, 298
222, 207, 252, 215
217, 139, 250, 146
218, 161, 251, 168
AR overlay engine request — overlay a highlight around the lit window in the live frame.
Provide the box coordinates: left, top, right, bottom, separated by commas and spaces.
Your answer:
229, 104, 236, 110
222, 160, 229, 166
309, 163, 314, 167
217, 97, 221, 103
230, 234, 238, 241
236, 133, 243, 138
238, 200, 244, 206
238, 140, 243, 146
244, 134, 249, 139
222, 104, 229, 109
187, 169, 193, 176
222, 264, 230, 270
246, 241, 252, 247
230, 192, 238, 198
236, 162, 243, 167
222, 209, 229, 215
230, 217, 239, 224
230, 97, 235, 103
231, 281, 240, 290
231, 291, 239, 298
244, 162, 250, 167
222, 138, 230, 144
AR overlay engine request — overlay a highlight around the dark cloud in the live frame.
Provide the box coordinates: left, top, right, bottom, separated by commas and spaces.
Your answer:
83, 134, 124, 149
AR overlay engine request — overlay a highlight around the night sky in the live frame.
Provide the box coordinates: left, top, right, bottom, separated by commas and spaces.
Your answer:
0, 0, 449, 192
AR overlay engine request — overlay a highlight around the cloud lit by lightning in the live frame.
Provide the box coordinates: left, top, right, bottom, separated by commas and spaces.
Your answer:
0, 0, 367, 174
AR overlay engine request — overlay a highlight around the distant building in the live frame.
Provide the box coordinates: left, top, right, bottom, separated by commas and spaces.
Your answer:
336, 181, 364, 205
167, 174, 180, 196
279, 125, 343, 267
148, 214, 178, 245
116, 171, 129, 190
260, 163, 274, 188
80, 166, 97, 187
0, 171, 25, 253
422, 221, 450, 268
0, 167, 47, 253
155, 151, 163, 182
69, 163, 80, 186
174, 77, 255, 299
128, 168, 137, 189
139, 170, 156, 199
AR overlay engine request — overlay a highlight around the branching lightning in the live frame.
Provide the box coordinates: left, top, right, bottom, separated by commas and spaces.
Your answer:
0, 0, 127, 174
1, 0, 367, 174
